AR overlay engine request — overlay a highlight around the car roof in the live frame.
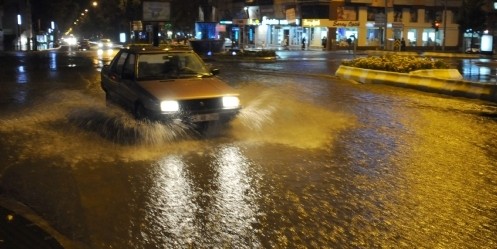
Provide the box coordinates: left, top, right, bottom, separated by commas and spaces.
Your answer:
121, 44, 194, 54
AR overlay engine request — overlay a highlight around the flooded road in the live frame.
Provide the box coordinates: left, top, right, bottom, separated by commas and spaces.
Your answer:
0, 49, 496, 248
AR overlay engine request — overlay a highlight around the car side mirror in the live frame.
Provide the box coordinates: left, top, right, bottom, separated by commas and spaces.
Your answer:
102, 64, 110, 72
211, 68, 220, 75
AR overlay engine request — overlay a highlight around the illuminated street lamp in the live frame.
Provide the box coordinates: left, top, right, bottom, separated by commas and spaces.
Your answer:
17, 14, 22, 50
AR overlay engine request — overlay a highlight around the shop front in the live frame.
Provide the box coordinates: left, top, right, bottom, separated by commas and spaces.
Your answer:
302, 19, 359, 50
261, 17, 302, 50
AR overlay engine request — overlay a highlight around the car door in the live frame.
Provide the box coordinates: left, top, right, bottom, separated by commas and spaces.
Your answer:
102, 51, 128, 103
117, 53, 139, 110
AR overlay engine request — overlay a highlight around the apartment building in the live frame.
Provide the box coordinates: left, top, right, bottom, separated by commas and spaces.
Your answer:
222, 0, 467, 50
0, 0, 32, 51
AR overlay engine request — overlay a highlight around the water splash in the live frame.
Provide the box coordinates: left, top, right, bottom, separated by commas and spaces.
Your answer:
229, 83, 355, 149
66, 107, 198, 145
0, 90, 205, 166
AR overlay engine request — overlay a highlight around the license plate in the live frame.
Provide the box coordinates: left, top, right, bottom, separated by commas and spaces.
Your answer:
191, 113, 219, 122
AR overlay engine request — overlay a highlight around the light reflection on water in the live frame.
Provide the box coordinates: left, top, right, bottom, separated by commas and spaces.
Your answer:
456, 58, 497, 83
16, 65, 28, 84
49, 52, 57, 71
207, 146, 261, 247
142, 156, 199, 246
122, 146, 261, 248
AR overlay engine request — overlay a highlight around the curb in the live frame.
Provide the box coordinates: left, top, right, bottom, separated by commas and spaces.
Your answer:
364, 50, 483, 59
335, 65, 497, 103
0, 196, 89, 249
202, 55, 277, 62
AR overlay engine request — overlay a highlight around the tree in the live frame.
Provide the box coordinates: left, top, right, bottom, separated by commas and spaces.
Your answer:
31, 0, 82, 33
456, 0, 486, 52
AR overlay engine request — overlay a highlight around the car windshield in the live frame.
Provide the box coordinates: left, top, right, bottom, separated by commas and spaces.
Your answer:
136, 53, 211, 80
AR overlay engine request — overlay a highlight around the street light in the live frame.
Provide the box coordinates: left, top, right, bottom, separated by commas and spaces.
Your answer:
17, 14, 22, 50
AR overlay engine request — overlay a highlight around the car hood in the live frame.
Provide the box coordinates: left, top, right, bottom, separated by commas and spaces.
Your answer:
137, 77, 238, 100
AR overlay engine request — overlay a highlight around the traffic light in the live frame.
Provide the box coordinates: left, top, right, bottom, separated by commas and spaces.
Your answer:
432, 21, 440, 32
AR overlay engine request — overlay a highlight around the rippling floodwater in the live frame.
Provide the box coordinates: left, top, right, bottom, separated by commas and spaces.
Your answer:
1, 52, 497, 248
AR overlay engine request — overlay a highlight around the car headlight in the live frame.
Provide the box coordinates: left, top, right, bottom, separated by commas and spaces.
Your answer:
98, 43, 103, 48
222, 96, 240, 109
160, 100, 179, 112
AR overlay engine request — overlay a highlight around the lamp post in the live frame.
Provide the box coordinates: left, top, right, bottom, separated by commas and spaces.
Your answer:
51, 21, 56, 48
383, 0, 387, 50
442, 0, 447, 51
17, 14, 22, 50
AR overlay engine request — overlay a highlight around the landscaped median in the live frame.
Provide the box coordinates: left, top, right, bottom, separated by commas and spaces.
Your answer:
335, 54, 497, 103
335, 66, 497, 103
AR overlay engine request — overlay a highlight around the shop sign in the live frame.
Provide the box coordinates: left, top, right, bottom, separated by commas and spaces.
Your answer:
303, 19, 360, 27
131, 21, 143, 31
247, 19, 260, 25
232, 19, 260, 25
142, 1, 170, 21
303, 19, 321, 26
331, 21, 360, 27
262, 18, 289, 26
263, 18, 280, 25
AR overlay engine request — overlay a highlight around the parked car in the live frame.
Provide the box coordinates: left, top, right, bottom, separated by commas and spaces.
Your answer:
98, 38, 113, 49
78, 39, 91, 50
101, 44, 241, 124
224, 38, 233, 48
465, 47, 480, 54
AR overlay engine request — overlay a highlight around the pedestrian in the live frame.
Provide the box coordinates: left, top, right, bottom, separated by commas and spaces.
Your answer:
322, 36, 327, 49
346, 37, 352, 53
401, 38, 406, 51
302, 37, 306, 50
282, 37, 289, 50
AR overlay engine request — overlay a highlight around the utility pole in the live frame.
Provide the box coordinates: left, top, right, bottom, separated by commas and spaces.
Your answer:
383, 0, 388, 50
442, 0, 447, 51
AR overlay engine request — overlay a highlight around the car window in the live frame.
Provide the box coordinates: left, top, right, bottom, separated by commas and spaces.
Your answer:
136, 53, 210, 80
123, 54, 135, 78
111, 52, 128, 76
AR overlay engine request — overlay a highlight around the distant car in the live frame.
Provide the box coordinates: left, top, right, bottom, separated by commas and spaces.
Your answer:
98, 39, 113, 49
465, 47, 480, 54
224, 38, 233, 48
100, 45, 241, 123
78, 39, 91, 50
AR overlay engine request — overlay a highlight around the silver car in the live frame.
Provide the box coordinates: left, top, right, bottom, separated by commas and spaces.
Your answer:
100, 45, 241, 124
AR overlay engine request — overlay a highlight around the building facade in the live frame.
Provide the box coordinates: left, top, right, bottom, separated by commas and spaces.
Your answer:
218, 0, 466, 51
0, 0, 32, 51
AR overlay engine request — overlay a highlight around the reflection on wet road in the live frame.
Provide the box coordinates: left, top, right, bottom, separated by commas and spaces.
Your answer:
456, 58, 497, 83
0, 50, 496, 248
